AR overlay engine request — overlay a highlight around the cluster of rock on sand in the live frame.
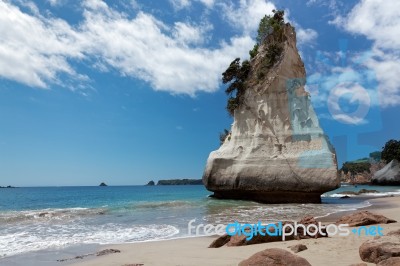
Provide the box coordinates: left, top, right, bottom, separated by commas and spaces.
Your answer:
209, 211, 399, 265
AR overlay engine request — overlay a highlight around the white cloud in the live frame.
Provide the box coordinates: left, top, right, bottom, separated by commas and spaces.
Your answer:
332, 0, 400, 51
198, 0, 215, 8
0, 1, 87, 89
306, 0, 342, 15
0, 0, 253, 95
130, 0, 140, 10
173, 21, 212, 45
170, 0, 215, 10
47, 0, 64, 7
296, 28, 318, 45
222, 1, 318, 47
81, 2, 252, 95
331, 0, 400, 108
330, 113, 368, 125
0, 0, 318, 96
170, 0, 190, 10
222, 0, 276, 34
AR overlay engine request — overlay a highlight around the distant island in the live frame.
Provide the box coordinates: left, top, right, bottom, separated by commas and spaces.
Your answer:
99, 182, 108, 187
0, 185, 16, 188
147, 179, 203, 185
146, 180, 155, 186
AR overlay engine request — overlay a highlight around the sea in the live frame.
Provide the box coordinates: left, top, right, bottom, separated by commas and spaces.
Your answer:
1, 184, 400, 264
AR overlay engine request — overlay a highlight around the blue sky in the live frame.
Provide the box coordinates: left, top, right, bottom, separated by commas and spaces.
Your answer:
0, 0, 399, 186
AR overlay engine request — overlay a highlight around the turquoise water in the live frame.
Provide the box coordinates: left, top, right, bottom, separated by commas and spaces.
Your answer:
0, 185, 399, 259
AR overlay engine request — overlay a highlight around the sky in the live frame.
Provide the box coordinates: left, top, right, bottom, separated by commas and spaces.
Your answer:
0, 0, 399, 186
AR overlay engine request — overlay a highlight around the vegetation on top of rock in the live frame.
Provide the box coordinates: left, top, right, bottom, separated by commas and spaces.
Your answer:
222, 58, 250, 116
369, 151, 382, 162
249, 9, 285, 60
350, 158, 370, 163
382, 139, 400, 163
341, 161, 371, 176
249, 43, 259, 59
222, 10, 286, 117
340, 151, 383, 177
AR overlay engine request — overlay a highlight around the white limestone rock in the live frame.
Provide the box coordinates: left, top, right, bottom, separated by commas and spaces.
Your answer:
202, 24, 339, 203
372, 160, 400, 185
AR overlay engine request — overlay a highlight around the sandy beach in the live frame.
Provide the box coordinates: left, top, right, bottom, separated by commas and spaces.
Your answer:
71, 196, 400, 266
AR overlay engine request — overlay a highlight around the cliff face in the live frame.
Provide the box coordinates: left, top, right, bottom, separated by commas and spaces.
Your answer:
372, 160, 400, 185
203, 24, 339, 203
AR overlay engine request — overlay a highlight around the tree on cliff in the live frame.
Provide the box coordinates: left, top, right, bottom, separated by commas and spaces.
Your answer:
222, 10, 286, 118
222, 58, 250, 116
382, 139, 400, 162
249, 9, 285, 59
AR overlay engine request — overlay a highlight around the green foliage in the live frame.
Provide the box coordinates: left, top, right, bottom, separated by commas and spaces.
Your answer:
341, 161, 371, 176
351, 158, 369, 163
264, 43, 283, 68
222, 58, 241, 84
257, 10, 285, 44
219, 129, 230, 146
249, 43, 259, 59
369, 151, 382, 162
249, 10, 285, 61
382, 139, 400, 162
226, 97, 239, 116
222, 58, 250, 116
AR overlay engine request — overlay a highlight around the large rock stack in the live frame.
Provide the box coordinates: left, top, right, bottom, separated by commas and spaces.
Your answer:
203, 23, 339, 203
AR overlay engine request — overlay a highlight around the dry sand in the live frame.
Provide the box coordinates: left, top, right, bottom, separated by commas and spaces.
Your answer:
72, 196, 400, 266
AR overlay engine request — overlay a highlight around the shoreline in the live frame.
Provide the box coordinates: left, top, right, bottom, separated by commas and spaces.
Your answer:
1, 194, 398, 265
69, 195, 400, 266
318, 195, 398, 223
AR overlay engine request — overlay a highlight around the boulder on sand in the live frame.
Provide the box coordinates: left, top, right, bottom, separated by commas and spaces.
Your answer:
335, 211, 396, 227
209, 216, 327, 248
238, 248, 311, 266
359, 233, 400, 264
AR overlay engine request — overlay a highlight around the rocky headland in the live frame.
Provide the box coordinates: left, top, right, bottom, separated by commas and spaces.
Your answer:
157, 179, 203, 185
372, 159, 400, 186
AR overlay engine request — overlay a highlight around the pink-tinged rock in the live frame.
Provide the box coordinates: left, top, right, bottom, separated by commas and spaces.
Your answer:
239, 248, 311, 266
336, 211, 396, 227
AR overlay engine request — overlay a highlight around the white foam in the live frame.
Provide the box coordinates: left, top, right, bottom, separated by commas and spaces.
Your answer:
0, 223, 179, 258
324, 190, 400, 198
0, 207, 107, 224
